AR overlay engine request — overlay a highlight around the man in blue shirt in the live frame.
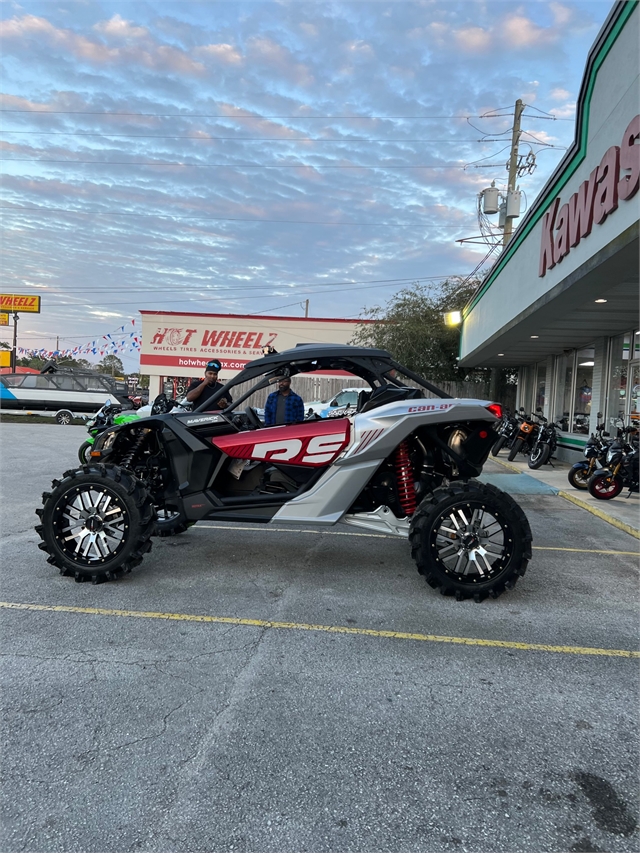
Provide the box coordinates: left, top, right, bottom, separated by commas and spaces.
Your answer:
264, 377, 304, 426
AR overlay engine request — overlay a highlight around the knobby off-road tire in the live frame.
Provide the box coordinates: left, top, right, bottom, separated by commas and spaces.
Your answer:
409, 481, 533, 602
78, 441, 92, 465
527, 443, 551, 469
35, 464, 154, 583
508, 438, 524, 462
568, 464, 591, 491
153, 508, 194, 537
491, 435, 508, 457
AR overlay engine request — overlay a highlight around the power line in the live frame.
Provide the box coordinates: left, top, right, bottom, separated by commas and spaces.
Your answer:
0, 110, 520, 119
0, 131, 484, 142
1, 158, 459, 169
4, 275, 472, 309
0, 205, 471, 228
0, 109, 574, 120
5, 274, 462, 296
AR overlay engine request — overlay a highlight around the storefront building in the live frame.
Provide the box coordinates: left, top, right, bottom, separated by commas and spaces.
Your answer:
460, 1, 639, 461
139, 311, 368, 399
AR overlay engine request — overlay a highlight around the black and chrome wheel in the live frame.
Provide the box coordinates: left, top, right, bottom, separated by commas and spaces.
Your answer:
409, 481, 532, 601
528, 443, 550, 469
35, 465, 154, 583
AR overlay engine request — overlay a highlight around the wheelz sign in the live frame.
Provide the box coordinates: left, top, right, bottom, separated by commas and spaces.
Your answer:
150, 327, 277, 352
539, 115, 640, 277
0, 294, 41, 313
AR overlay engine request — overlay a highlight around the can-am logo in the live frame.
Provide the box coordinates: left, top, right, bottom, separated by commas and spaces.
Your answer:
151, 328, 277, 349
539, 115, 639, 277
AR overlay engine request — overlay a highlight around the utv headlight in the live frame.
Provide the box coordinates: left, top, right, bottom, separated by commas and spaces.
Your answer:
94, 429, 118, 452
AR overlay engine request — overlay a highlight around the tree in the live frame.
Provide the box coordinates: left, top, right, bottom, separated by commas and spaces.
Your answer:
352, 277, 487, 382
16, 355, 94, 371
96, 355, 125, 377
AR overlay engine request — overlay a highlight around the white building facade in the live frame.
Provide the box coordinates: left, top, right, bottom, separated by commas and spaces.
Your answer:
460, 1, 639, 461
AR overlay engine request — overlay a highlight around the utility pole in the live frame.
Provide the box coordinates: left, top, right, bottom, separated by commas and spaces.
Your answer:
304, 299, 309, 318
502, 98, 525, 246
10, 312, 18, 372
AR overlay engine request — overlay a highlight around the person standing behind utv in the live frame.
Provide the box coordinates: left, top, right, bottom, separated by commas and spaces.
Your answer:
264, 377, 304, 425
186, 360, 232, 410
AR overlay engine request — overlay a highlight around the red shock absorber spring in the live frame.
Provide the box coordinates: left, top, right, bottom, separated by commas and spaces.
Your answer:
394, 440, 417, 516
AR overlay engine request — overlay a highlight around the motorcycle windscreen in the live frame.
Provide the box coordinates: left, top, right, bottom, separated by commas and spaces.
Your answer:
212, 418, 351, 467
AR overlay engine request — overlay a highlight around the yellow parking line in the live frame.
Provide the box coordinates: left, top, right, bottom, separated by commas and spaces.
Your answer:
198, 524, 638, 555
532, 546, 639, 556
1, 602, 638, 659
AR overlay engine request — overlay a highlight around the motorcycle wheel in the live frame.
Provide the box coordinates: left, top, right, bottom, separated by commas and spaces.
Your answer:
153, 508, 193, 537
508, 438, 524, 462
588, 472, 624, 500
78, 441, 93, 465
409, 481, 532, 602
568, 464, 591, 490
528, 443, 551, 469
35, 464, 154, 583
491, 435, 508, 457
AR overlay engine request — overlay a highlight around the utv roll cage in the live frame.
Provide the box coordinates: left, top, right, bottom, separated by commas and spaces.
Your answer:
193, 344, 451, 414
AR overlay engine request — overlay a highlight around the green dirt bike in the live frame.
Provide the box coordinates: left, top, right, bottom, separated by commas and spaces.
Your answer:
78, 401, 141, 465
78, 397, 193, 537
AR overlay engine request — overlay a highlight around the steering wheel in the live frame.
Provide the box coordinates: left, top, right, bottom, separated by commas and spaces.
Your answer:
244, 406, 262, 429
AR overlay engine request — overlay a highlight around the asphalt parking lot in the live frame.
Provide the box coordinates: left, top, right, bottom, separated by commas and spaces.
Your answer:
1, 423, 638, 853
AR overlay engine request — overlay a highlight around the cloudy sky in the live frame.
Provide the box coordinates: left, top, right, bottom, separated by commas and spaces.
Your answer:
1, 0, 613, 369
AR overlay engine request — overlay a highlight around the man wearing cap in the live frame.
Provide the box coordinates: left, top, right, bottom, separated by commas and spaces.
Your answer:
186, 360, 232, 410
264, 376, 304, 426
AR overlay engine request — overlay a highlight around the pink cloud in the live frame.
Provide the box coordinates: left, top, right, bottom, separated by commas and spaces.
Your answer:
453, 26, 492, 53
501, 15, 557, 48
93, 14, 148, 40
0, 13, 206, 76
197, 43, 243, 65
246, 36, 314, 87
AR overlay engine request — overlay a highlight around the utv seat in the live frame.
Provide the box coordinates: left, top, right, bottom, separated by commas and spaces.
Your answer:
358, 385, 423, 414
356, 389, 371, 411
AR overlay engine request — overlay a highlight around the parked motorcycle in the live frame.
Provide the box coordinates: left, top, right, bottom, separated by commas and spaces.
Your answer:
587, 427, 639, 500
527, 411, 560, 469
78, 401, 140, 464
78, 395, 195, 536
491, 409, 519, 457
78, 395, 191, 463
567, 415, 610, 490
507, 409, 541, 462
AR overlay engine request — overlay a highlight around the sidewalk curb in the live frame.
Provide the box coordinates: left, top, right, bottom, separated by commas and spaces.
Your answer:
491, 454, 639, 541
491, 457, 521, 474
558, 490, 640, 541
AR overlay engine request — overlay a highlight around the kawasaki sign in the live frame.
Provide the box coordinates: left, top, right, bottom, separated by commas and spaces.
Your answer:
539, 115, 640, 277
